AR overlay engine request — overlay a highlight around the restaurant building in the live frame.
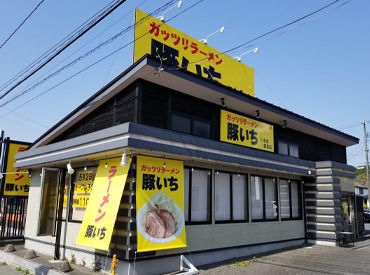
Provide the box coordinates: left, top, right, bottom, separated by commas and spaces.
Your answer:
13, 9, 359, 274
13, 54, 359, 274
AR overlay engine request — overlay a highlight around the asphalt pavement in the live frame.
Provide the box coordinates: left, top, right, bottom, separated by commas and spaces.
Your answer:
0, 263, 28, 275
199, 240, 370, 275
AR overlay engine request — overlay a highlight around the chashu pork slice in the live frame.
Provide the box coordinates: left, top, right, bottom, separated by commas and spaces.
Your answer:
159, 209, 176, 238
145, 210, 166, 238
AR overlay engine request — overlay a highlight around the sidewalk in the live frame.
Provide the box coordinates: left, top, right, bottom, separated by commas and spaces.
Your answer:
2, 237, 370, 275
0, 241, 109, 275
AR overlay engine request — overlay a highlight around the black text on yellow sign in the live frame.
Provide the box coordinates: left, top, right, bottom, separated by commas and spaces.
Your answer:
136, 156, 187, 252
76, 157, 131, 251
220, 110, 274, 152
4, 143, 30, 196
134, 9, 255, 96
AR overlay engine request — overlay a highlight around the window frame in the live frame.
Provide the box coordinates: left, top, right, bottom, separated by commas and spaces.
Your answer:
277, 141, 299, 158
170, 111, 212, 139
63, 165, 98, 223
251, 175, 279, 222
214, 170, 249, 224
280, 178, 303, 221
184, 166, 212, 225
38, 167, 61, 236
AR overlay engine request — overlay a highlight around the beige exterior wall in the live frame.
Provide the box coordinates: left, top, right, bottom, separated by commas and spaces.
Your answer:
24, 165, 305, 267
157, 220, 304, 256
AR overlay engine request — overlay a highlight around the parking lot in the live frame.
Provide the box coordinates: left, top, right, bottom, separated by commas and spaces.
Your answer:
199, 242, 370, 274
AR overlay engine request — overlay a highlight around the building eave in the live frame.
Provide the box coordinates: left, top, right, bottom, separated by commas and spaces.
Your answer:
15, 122, 316, 177
29, 55, 358, 149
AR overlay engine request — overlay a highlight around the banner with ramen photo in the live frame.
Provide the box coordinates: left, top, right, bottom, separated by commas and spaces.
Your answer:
136, 156, 187, 252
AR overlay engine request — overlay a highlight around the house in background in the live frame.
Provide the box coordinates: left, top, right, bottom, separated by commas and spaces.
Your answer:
12, 55, 359, 274
355, 177, 368, 200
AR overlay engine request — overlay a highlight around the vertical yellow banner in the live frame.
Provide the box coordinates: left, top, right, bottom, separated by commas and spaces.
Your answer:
3, 143, 30, 196
76, 157, 131, 251
136, 156, 186, 252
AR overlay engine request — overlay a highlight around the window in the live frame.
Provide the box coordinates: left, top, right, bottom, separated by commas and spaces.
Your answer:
65, 166, 98, 222
171, 114, 191, 134
184, 168, 212, 223
170, 113, 211, 138
279, 179, 290, 219
251, 176, 263, 220
39, 168, 60, 235
214, 172, 248, 222
215, 172, 231, 221
232, 174, 248, 221
279, 179, 302, 220
184, 168, 190, 222
251, 175, 278, 221
193, 119, 211, 138
278, 142, 288, 155
289, 144, 299, 157
278, 141, 299, 158
291, 180, 302, 218
264, 178, 278, 219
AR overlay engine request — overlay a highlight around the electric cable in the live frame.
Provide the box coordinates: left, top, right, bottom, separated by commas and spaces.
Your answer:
228, 0, 352, 57
17, 0, 151, 97
0, 0, 202, 110
0, 0, 46, 50
165, 0, 349, 72
0, 0, 200, 113
0, 0, 177, 108
0, 0, 123, 92
0, 0, 128, 100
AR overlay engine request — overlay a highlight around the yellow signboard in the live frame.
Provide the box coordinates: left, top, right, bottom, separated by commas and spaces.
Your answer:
76, 157, 131, 250
136, 156, 186, 252
64, 195, 90, 208
134, 9, 254, 96
63, 170, 95, 208
220, 110, 274, 152
3, 142, 30, 196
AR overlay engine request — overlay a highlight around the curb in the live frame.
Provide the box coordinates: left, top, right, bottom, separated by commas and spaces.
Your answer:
0, 249, 66, 275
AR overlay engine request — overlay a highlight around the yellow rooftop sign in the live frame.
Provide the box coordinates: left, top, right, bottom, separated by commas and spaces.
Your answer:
134, 9, 255, 96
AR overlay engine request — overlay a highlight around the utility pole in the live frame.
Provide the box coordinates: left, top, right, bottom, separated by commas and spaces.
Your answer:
0, 129, 4, 172
362, 121, 370, 206
0, 129, 4, 191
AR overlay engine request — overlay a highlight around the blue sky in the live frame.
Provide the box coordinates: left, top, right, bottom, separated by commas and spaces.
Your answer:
0, 0, 368, 167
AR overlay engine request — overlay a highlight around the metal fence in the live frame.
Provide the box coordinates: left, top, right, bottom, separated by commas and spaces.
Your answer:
0, 197, 28, 239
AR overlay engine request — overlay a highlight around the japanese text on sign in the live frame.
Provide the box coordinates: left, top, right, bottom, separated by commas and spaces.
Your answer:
220, 110, 274, 152
63, 169, 95, 209
76, 157, 130, 251
3, 142, 30, 196
134, 9, 254, 96
136, 156, 187, 252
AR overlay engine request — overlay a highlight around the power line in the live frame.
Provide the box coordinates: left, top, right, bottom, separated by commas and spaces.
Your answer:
0, 0, 45, 50
19, 0, 151, 96
335, 121, 361, 130
0, 1, 177, 108
0, 0, 120, 92
347, 144, 364, 161
166, 0, 349, 72
0, 0, 202, 113
231, 0, 351, 56
0, 0, 127, 101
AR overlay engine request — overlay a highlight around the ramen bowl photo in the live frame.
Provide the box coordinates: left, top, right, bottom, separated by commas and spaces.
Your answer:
137, 193, 184, 244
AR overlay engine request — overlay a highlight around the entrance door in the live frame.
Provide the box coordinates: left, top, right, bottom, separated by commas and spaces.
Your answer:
38, 168, 60, 236
38, 168, 67, 259
341, 194, 356, 234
